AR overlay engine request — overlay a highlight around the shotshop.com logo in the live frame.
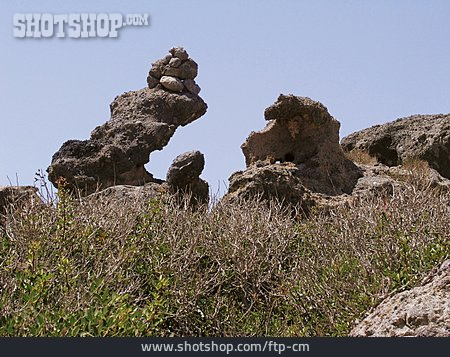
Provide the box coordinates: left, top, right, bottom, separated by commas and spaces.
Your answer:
13, 13, 149, 38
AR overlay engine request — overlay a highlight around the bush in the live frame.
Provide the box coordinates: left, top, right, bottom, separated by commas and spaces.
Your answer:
0, 182, 448, 336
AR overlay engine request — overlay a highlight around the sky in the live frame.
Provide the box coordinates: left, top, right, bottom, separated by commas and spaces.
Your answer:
1, 0, 449, 196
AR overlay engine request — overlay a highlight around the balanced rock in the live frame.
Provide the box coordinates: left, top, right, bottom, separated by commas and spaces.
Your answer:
341, 114, 450, 179
350, 260, 450, 337
146, 47, 201, 94
166, 151, 209, 205
238, 94, 362, 196
48, 49, 207, 196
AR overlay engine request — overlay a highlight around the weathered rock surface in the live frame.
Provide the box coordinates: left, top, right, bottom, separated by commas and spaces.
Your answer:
166, 151, 209, 205
350, 260, 450, 337
84, 182, 165, 205
0, 186, 40, 226
226, 162, 317, 212
341, 114, 450, 179
226, 94, 362, 206
48, 48, 207, 196
241, 95, 362, 195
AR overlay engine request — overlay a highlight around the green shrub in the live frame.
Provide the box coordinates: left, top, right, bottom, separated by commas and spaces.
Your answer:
0, 182, 448, 336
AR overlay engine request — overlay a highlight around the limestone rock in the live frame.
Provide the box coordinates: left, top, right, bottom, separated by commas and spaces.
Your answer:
160, 76, 184, 92
226, 163, 317, 213
341, 114, 450, 179
84, 182, 165, 204
350, 260, 450, 337
239, 94, 362, 196
166, 151, 209, 205
48, 48, 207, 196
350, 164, 399, 197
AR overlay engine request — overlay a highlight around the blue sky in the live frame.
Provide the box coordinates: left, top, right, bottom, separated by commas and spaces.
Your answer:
1, 0, 449, 195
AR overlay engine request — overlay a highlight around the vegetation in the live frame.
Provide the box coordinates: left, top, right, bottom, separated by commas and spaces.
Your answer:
344, 149, 377, 165
0, 163, 448, 336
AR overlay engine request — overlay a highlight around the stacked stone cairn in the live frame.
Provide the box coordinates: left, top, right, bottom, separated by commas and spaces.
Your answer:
147, 47, 201, 95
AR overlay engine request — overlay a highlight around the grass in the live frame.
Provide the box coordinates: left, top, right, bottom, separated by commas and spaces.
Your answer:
344, 149, 377, 165
0, 170, 448, 336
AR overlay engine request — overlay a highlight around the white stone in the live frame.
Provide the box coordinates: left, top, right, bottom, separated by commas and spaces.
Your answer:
160, 75, 184, 92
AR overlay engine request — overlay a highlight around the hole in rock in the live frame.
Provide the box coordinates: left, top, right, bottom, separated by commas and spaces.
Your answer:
284, 152, 295, 162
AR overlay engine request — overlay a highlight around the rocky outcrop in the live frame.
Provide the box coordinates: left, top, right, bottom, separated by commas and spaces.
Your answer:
48, 48, 207, 196
83, 182, 165, 205
241, 95, 362, 195
166, 151, 209, 205
227, 162, 316, 213
341, 114, 450, 179
350, 260, 450, 337
0, 186, 40, 226
226, 94, 362, 207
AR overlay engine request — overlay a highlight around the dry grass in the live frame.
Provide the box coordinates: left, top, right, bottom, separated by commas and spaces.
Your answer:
0, 179, 449, 336
345, 149, 377, 165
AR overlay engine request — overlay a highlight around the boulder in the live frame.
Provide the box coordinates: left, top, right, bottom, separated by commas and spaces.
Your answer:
166, 151, 209, 205
350, 260, 450, 337
48, 49, 207, 196
232, 94, 362, 200
226, 163, 317, 213
341, 114, 450, 179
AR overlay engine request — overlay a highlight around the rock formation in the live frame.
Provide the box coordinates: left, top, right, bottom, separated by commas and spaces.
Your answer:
341, 114, 450, 179
147, 47, 201, 95
166, 151, 209, 205
352, 162, 450, 197
241, 95, 362, 195
227, 94, 362, 206
228, 163, 316, 213
350, 260, 450, 337
48, 47, 207, 196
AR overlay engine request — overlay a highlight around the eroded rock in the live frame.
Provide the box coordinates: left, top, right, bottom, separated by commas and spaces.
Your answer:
229, 94, 362, 204
166, 151, 209, 205
226, 163, 317, 213
341, 114, 450, 179
350, 260, 450, 337
48, 49, 207, 196
84, 182, 165, 205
